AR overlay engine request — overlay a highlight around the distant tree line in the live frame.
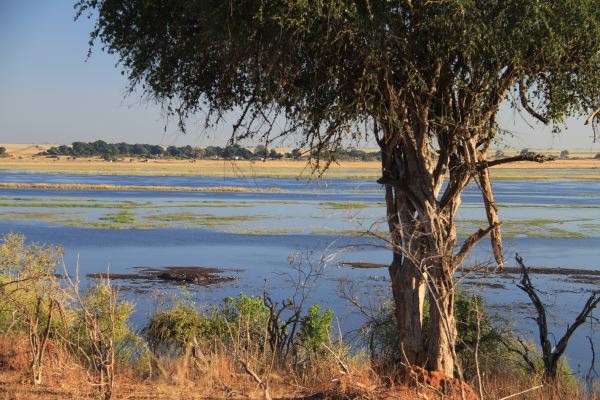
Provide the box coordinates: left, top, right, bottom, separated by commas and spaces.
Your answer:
39, 141, 381, 161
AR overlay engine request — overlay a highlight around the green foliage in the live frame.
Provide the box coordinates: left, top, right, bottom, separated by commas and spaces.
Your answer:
0, 146, 6, 156
77, 0, 599, 163
298, 304, 334, 353
70, 280, 136, 363
146, 294, 270, 354
0, 233, 67, 336
367, 290, 518, 377
145, 302, 225, 353
41, 140, 377, 161
145, 294, 337, 365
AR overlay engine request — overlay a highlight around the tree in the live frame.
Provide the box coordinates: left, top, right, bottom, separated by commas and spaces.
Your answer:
0, 147, 6, 156
77, 0, 600, 377
560, 150, 570, 159
254, 144, 268, 158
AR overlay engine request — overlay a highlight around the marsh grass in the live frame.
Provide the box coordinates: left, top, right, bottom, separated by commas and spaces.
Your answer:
99, 210, 137, 224
319, 201, 373, 209
143, 212, 262, 228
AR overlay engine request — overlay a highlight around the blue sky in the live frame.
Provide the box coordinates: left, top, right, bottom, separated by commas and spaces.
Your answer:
1, 0, 598, 151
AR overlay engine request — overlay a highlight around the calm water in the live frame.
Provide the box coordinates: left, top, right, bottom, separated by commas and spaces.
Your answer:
0, 171, 598, 373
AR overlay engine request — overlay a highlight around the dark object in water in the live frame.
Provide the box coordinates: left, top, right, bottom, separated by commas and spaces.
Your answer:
87, 266, 237, 286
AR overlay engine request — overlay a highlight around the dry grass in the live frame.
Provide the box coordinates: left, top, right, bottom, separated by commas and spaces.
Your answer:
0, 335, 596, 400
1, 143, 599, 180
0, 336, 385, 400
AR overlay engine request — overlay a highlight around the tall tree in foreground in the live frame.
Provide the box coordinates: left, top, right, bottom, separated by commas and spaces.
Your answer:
76, 0, 599, 376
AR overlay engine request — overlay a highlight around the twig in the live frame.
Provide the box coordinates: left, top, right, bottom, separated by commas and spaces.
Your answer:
497, 384, 544, 400
322, 343, 350, 375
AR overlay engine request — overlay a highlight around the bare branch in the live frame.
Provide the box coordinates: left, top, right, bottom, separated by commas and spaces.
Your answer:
453, 224, 498, 267
585, 106, 600, 125
478, 153, 551, 170
519, 81, 549, 124
516, 254, 600, 381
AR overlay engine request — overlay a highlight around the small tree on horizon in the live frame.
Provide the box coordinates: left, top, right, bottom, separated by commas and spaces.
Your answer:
77, 0, 600, 377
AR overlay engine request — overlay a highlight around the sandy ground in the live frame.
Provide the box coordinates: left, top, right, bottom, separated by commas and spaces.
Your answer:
1, 143, 599, 180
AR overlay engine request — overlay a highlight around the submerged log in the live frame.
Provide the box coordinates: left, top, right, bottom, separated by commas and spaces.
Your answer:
338, 262, 600, 276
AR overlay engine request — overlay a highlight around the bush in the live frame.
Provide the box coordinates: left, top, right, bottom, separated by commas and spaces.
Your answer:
145, 301, 226, 353
365, 289, 516, 378
70, 280, 137, 364
146, 294, 270, 354
0, 233, 67, 335
0, 233, 71, 384
298, 304, 334, 353
145, 294, 337, 369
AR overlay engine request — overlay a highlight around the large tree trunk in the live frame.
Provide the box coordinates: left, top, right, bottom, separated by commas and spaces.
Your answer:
389, 256, 426, 366
385, 184, 426, 367
379, 125, 480, 379
426, 264, 457, 376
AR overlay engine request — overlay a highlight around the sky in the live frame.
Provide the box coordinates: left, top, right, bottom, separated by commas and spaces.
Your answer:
1, 0, 598, 151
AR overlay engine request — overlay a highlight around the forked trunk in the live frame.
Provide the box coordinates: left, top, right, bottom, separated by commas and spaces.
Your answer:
32, 362, 43, 385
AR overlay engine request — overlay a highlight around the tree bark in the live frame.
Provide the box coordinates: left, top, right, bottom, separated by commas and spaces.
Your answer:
389, 256, 426, 366
385, 182, 427, 367
426, 265, 457, 376
478, 155, 504, 269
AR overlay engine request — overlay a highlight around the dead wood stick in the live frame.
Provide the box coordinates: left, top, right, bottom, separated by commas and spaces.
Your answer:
497, 384, 544, 400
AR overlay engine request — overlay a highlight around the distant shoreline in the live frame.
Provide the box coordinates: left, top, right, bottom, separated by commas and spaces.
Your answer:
0, 143, 599, 180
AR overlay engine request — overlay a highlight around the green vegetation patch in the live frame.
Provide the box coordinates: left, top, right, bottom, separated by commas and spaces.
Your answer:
143, 212, 262, 228
99, 210, 137, 224
319, 201, 373, 209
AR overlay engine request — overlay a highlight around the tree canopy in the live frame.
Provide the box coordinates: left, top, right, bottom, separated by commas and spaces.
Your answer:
78, 0, 598, 159
77, 0, 600, 376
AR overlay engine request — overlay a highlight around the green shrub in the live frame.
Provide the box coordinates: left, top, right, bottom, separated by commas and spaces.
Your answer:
70, 280, 137, 364
298, 304, 334, 353
366, 290, 513, 377
145, 301, 226, 353
146, 294, 270, 354
364, 289, 579, 385
0, 233, 68, 336
145, 294, 337, 367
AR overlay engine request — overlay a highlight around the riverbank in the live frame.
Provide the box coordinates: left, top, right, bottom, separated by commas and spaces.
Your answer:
1, 144, 599, 180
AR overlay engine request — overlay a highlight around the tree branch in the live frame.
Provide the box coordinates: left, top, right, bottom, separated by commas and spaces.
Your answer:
519, 81, 549, 124
585, 105, 600, 125
478, 153, 551, 170
453, 223, 499, 267
516, 254, 600, 381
